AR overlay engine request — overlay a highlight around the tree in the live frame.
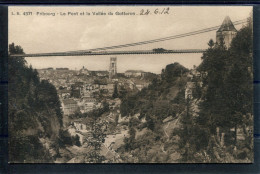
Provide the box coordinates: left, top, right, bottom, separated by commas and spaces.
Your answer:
85, 120, 106, 163
112, 82, 119, 98
35, 80, 63, 126
124, 127, 136, 151
223, 25, 253, 145
8, 43, 63, 162
177, 97, 196, 162
198, 38, 230, 132
59, 129, 73, 147
162, 63, 189, 83
208, 39, 214, 48
194, 22, 253, 161
74, 134, 81, 147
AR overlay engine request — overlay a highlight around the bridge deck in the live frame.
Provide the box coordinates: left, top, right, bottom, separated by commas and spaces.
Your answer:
10, 49, 206, 57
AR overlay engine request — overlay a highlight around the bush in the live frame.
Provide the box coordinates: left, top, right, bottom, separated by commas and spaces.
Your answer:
73, 134, 81, 147
9, 135, 53, 163
59, 130, 73, 147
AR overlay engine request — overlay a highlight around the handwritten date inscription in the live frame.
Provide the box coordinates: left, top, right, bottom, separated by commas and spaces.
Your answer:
140, 8, 170, 15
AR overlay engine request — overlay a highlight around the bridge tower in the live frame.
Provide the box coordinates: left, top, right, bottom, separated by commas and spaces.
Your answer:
109, 57, 117, 79
216, 16, 237, 49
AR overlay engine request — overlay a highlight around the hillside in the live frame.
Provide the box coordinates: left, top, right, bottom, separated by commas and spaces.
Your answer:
171, 22, 253, 163
116, 20, 253, 163
8, 43, 63, 163
117, 62, 189, 162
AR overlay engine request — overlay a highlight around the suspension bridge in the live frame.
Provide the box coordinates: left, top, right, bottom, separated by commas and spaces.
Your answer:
10, 18, 248, 58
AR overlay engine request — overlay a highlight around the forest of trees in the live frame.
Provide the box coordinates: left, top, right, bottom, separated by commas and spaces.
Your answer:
177, 19, 253, 162
120, 62, 188, 124
117, 62, 189, 162
118, 17, 253, 163
8, 43, 64, 162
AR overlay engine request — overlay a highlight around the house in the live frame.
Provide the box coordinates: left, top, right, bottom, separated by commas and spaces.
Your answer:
185, 82, 195, 99
133, 80, 149, 91
58, 89, 70, 98
187, 72, 193, 80
91, 71, 109, 77
190, 69, 202, 78
83, 97, 96, 103
125, 70, 146, 77
127, 80, 135, 90
99, 84, 107, 89
77, 100, 86, 113
80, 84, 95, 97
106, 83, 115, 94
73, 121, 87, 131
83, 97, 97, 112
61, 99, 78, 115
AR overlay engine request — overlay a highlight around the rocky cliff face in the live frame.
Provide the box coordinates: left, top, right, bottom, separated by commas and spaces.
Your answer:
8, 43, 63, 163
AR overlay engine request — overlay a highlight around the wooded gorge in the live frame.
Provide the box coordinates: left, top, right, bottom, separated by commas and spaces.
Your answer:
8, 43, 63, 162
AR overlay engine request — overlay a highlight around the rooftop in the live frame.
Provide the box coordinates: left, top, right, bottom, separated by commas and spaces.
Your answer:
58, 89, 70, 94
217, 16, 237, 32
62, 99, 77, 105
91, 70, 109, 74
125, 70, 144, 73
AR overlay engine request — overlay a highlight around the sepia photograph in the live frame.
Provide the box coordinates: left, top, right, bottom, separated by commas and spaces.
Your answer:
8, 6, 253, 163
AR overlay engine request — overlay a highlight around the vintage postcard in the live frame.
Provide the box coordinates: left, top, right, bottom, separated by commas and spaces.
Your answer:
8, 6, 253, 163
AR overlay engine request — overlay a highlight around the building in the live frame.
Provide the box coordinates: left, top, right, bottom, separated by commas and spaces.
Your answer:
133, 80, 149, 91
80, 84, 96, 97
73, 121, 87, 131
135, 83, 148, 91
98, 82, 114, 95
78, 66, 89, 75
91, 71, 109, 77
216, 16, 237, 49
58, 89, 71, 99
107, 83, 115, 94
109, 57, 117, 79
99, 83, 108, 89
125, 70, 146, 77
56, 68, 69, 70
83, 97, 96, 103
185, 82, 195, 99
61, 99, 78, 115
83, 97, 97, 112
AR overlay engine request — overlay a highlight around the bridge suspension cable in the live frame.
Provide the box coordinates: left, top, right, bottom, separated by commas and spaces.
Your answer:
10, 18, 248, 57
63, 18, 248, 53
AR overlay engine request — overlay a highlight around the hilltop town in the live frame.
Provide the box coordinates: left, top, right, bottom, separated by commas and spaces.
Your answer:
37, 58, 156, 117
35, 58, 161, 162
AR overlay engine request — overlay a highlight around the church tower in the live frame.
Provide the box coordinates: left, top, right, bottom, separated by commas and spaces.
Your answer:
109, 57, 117, 79
216, 16, 237, 49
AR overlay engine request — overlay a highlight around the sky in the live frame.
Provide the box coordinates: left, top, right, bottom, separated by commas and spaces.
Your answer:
9, 6, 252, 74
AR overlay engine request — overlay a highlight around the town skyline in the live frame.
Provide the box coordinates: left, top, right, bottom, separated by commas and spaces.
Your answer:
34, 58, 192, 74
